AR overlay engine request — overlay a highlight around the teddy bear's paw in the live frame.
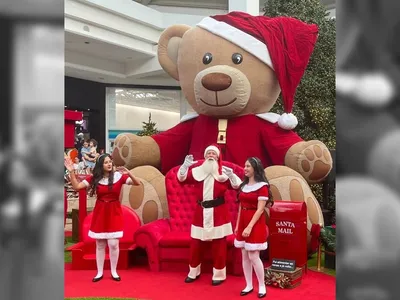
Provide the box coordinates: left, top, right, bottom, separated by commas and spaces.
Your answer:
112, 134, 135, 169
298, 143, 332, 183
120, 166, 168, 225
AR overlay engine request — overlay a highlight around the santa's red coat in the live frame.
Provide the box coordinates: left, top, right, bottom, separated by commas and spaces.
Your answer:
152, 114, 303, 174
182, 163, 238, 241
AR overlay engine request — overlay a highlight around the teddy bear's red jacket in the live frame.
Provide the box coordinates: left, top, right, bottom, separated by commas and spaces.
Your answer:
152, 113, 303, 174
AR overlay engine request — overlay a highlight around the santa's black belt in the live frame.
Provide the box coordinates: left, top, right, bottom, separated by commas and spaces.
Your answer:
241, 207, 257, 210
198, 197, 225, 208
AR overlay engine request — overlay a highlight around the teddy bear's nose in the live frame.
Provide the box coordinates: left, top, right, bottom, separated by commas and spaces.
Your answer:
201, 73, 232, 91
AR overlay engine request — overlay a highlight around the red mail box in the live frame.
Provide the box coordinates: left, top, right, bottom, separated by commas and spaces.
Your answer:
269, 201, 307, 270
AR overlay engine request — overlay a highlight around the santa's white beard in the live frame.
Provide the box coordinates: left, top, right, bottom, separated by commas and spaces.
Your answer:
192, 158, 228, 182
201, 158, 219, 175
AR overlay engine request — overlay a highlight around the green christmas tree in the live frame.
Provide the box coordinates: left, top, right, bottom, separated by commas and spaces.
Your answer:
264, 0, 336, 209
137, 113, 159, 136
264, 0, 336, 150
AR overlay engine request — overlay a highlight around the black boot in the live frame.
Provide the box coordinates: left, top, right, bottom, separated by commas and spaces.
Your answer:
211, 279, 224, 286
184, 275, 200, 283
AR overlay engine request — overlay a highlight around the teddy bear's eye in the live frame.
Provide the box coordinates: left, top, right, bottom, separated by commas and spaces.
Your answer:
202, 53, 213, 65
232, 53, 243, 64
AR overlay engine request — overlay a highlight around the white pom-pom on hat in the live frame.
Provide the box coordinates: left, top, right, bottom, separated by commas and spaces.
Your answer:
353, 72, 395, 107
336, 71, 395, 107
278, 113, 298, 130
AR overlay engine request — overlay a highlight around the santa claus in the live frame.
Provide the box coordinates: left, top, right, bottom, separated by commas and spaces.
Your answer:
177, 144, 242, 285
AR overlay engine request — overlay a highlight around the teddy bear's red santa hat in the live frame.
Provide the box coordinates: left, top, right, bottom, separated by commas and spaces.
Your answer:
197, 11, 318, 130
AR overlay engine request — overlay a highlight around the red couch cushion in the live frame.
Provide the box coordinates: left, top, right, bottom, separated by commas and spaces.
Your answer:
159, 232, 236, 248
165, 160, 244, 232
159, 232, 191, 247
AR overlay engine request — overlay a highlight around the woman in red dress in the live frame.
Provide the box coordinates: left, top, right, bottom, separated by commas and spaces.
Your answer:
65, 153, 140, 282
234, 157, 274, 298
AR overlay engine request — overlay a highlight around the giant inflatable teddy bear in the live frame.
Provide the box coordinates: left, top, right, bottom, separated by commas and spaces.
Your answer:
113, 12, 333, 251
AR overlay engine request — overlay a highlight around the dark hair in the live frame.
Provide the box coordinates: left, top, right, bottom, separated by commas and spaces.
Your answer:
90, 139, 98, 147
237, 157, 273, 205
89, 153, 113, 197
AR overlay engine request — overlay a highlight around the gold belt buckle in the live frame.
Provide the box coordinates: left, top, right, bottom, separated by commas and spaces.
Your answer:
218, 131, 226, 144
217, 119, 228, 145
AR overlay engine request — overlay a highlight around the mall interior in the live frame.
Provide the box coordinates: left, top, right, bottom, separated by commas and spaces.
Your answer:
64, 0, 336, 153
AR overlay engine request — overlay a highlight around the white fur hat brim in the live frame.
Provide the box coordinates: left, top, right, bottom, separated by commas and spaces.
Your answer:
204, 145, 220, 158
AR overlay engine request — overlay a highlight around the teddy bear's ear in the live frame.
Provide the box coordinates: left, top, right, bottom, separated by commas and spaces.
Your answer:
158, 25, 191, 81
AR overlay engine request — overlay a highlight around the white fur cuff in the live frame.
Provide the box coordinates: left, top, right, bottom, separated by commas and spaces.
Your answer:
244, 241, 268, 251
212, 267, 226, 281
229, 174, 242, 189
88, 230, 123, 239
188, 264, 201, 279
177, 166, 188, 182
234, 239, 245, 248
234, 239, 268, 251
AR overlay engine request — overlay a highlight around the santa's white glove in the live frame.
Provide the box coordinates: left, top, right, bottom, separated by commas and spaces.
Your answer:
222, 166, 241, 188
179, 154, 195, 178
183, 155, 195, 168
222, 166, 235, 178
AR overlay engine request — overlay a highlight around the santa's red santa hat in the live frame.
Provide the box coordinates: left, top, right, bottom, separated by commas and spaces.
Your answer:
197, 11, 318, 130
204, 144, 223, 174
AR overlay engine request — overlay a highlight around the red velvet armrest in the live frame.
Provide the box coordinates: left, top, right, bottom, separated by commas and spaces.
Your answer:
134, 218, 171, 247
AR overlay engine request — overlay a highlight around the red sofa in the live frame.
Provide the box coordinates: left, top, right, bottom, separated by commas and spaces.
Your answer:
134, 160, 245, 275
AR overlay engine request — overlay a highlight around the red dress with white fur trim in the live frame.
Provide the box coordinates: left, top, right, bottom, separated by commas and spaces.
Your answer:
234, 182, 269, 251
82, 172, 132, 239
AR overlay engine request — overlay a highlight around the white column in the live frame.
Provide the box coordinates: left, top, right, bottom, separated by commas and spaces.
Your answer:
105, 87, 116, 153
228, 0, 260, 16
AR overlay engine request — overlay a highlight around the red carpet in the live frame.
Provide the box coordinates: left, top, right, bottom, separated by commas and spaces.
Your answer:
65, 264, 335, 300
